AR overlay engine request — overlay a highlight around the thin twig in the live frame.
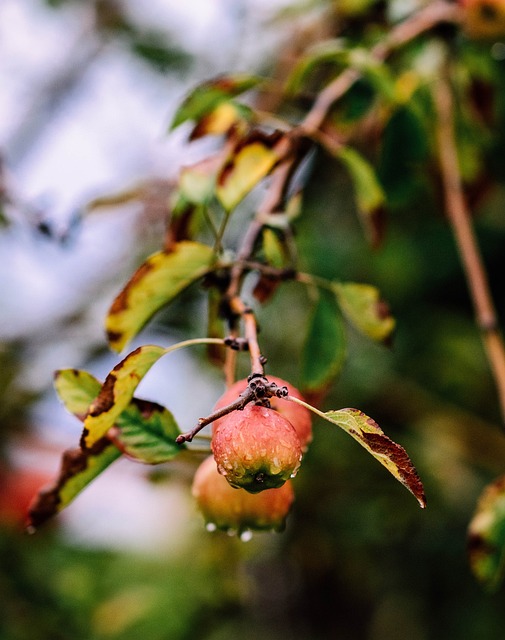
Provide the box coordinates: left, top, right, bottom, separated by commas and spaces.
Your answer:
301, 0, 461, 135
434, 67, 505, 426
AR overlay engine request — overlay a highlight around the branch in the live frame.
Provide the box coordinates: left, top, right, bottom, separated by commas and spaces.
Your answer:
301, 0, 462, 135
434, 67, 505, 427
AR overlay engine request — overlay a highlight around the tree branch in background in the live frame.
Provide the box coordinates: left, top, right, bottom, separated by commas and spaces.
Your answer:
434, 68, 505, 427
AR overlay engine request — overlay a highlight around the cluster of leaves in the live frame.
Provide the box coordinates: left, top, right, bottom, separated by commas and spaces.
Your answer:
28, 67, 427, 531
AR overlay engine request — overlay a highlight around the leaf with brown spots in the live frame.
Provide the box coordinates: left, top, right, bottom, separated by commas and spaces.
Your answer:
27, 438, 121, 530
333, 282, 395, 344
81, 345, 167, 449
323, 408, 426, 508
106, 241, 215, 352
468, 475, 505, 591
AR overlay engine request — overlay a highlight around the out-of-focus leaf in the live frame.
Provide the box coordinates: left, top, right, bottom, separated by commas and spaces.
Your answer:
54, 369, 101, 419
106, 241, 215, 352
262, 228, 286, 269
131, 36, 191, 73
347, 48, 397, 103
468, 475, 505, 591
286, 39, 347, 95
171, 74, 262, 130
333, 282, 395, 343
113, 400, 181, 464
216, 141, 279, 210
300, 291, 346, 392
322, 408, 426, 508
190, 101, 251, 140
379, 106, 428, 205
335, 146, 386, 245
27, 439, 121, 530
179, 158, 220, 205
81, 345, 167, 449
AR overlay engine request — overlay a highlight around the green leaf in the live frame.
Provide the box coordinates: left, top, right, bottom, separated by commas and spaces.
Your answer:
81, 345, 167, 449
378, 106, 428, 206
336, 146, 385, 214
54, 369, 102, 419
468, 475, 505, 591
333, 282, 395, 343
27, 439, 122, 530
347, 48, 397, 103
322, 408, 426, 508
171, 74, 262, 130
106, 241, 215, 352
216, 141, 279, 210
301, 291, 346, 391
114, 400, 181, 464
286, 39, 347, 95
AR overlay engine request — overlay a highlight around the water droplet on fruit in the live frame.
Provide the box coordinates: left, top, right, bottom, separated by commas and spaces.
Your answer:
240, 529, 253, 542
206, 522, 217, 532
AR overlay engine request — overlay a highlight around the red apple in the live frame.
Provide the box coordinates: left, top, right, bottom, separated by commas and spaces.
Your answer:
212, 376, 313, 450
211, 403, 302, 493
192, 455, 295, 533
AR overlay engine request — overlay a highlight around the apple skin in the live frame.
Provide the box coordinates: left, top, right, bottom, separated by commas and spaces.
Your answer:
460, 0, 505, 39
211, 403, 302, 493
192, 455, 295, 533
212, 376, 313, 451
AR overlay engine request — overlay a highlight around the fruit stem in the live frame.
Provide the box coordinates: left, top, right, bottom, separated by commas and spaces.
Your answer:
176, 388, 256, 443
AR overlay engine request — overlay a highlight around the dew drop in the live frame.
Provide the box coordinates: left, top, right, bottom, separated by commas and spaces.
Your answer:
240, 529, 253, 542
226, 528, 237, 537
206, 522, 217, 532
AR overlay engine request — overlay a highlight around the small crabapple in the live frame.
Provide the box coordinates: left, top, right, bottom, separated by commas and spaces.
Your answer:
192, 455, 295, 533
211, 402, 302, 493
212, 376, 313, 450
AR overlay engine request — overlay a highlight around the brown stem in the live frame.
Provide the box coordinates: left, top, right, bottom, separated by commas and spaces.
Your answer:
301, 0, 461, 135
176, 388, 256, 443
434, 69, 505, 426
229, 296, 265, 377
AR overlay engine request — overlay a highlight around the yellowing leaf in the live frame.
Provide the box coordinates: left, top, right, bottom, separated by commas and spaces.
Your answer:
216, 142, 278, 211
262, 228, 285, 269
81, 345, 166, 449
323, 408, 426, 508
333, 282, 395, 343
468, 475, 505, 591
106, 241, 215, 352
190, 101, 250, 140
27, 439, 121, 530
54, 369, 102, 419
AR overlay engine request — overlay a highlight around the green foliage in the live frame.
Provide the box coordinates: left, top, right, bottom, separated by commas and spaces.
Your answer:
300, 289, 346, 391
170, 74, 262, 131
114, 401, 181, 464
